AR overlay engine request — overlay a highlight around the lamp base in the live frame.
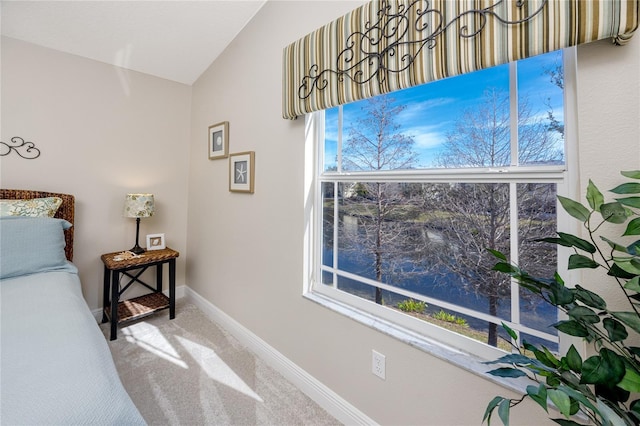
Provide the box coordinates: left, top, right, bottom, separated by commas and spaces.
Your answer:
130, 217, 145, 254
129, 244, 145, 255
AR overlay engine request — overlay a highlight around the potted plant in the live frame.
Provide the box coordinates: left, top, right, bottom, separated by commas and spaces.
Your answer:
483, 171, 640, 425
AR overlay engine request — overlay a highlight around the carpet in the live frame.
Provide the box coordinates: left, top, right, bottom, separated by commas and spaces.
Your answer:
101, 300, 341, 426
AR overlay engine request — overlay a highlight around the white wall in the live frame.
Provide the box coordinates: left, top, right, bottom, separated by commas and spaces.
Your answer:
1, 37, 192, 309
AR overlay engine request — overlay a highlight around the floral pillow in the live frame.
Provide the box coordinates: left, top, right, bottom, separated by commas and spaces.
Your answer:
0, 197, 63, 218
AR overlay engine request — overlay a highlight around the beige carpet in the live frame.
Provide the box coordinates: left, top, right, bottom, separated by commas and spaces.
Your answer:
100, 300, 341, 426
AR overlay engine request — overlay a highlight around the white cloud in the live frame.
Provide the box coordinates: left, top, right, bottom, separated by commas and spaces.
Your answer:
404, 124, 446, 150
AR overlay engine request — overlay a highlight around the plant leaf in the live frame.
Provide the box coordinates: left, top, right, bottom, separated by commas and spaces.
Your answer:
621, 170, 640, 179
624, 218, 640, 236
567, 306, 600, 324
630, 399, 640, 421
616, 196, 640, 208
568, 254, 599, 270
586, 180, 604, 211
485, 354, 534, 365
581, 349, 625, 385
558, 232, 597, 253
493, 262, 519, 274
625, 276, 640, 293
601, 202, 628, 224
611, 182, 640, 194
608, 263, 637, 279
537, 237, 570, 247
600, 236, 628, 253
557, 385, 598, 412
551, 420, 583, 426
487, 248, 507, 261
611, 312, 640, 334
548, 281, 575, 306
526, 384, 549, 412
565, 345, 582, 372
596, 398, 627, 426
498, 398, 511, 426
626, 240, 640, 255
574, 285, 607, 309
613, 258, 640, 275
483, 396, 504, 424
553, 320, 589, 337
558, 196, 590, 222
548, 389, 572, 418
487, 367, 527, 378
501, 322, 518, 341
603, 318, 628, 342
619, 365, 640, 393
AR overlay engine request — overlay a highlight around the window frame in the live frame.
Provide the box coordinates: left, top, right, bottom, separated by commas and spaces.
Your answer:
303, 48, 579, 362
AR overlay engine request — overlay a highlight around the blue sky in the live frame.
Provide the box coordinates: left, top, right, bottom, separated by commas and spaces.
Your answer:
324, 50, 565, 169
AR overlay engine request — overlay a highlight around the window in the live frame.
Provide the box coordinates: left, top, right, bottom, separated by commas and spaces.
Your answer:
307, 49, 576, 359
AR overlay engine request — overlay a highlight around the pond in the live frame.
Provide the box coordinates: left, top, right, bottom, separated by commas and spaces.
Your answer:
322, 245, 558, 350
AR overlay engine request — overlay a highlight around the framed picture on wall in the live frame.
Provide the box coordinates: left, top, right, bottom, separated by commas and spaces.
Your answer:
146, 233, 166, 250
229, 151, 255, 193
208, 121, 229, 159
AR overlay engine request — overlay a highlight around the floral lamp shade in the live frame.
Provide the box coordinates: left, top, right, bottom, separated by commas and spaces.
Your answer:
123, 194, 154, 218
123, 193, 155, 254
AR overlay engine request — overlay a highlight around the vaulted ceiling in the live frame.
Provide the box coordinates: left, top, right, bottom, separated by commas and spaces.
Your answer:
1, 1, 267, 85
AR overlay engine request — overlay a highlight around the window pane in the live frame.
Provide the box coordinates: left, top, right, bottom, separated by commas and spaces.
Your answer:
517, 51, 565, 166
420, 183, 512, 324
330, 180, 515, 346
337, 65, 510, 170
324, 107, 339, 172
321, 182, 334, 268
517, 183, 558, 345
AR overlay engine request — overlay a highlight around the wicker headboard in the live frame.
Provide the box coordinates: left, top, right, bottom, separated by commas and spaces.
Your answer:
0, 189, 75, 261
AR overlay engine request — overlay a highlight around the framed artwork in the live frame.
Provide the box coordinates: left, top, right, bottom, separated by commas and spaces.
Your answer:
208, 121, 229, 159
146, 233, 166, 250
229, 151, 255, 193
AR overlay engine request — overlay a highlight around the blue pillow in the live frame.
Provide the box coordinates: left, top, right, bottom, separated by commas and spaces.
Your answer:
0, 217, 77, 280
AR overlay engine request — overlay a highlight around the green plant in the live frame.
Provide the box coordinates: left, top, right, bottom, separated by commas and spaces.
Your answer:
432, 309, 468, 327
397, 298, 426, 313
483, 171, 640, 426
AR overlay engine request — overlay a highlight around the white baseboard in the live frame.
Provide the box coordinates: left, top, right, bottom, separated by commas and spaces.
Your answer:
184, 286, 376, 426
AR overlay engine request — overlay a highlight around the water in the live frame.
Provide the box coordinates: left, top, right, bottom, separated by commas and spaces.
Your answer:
322, 246, 558, 350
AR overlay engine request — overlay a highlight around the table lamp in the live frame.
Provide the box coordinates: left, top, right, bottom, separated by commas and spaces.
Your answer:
123, 193, 154, 254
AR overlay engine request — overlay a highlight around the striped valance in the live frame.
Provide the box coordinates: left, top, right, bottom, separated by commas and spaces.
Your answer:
282, 0, 639, 119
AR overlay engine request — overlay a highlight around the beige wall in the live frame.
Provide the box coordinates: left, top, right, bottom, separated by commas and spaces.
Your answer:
187, 1, 640, 424
575, 35, 640, 312
1, 37, 191, 309
2, 1, 639, 424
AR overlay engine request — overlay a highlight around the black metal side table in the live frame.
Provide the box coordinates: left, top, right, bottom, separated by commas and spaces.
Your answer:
101, 247, 179, 340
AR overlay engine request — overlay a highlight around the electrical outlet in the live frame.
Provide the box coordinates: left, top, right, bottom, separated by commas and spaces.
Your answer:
372, 350, 386, 380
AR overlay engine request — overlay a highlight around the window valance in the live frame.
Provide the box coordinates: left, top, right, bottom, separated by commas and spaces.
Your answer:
282, 0, 639, 120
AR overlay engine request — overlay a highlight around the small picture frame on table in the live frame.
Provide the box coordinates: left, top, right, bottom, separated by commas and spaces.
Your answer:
208, 121, 229, 159
146, 233, 166, 250
229, 151, 255, 193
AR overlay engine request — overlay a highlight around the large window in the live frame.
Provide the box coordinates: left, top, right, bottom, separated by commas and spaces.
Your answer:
309, 49, 575, 358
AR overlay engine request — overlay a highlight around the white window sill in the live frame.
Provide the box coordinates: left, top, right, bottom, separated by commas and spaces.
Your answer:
304, 291, 537, 396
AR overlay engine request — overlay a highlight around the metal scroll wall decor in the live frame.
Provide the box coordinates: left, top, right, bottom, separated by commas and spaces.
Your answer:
0, 137, 41, 159
298, 0, 547, 101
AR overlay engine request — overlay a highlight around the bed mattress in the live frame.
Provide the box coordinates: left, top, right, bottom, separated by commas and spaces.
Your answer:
0, 269, 145, 425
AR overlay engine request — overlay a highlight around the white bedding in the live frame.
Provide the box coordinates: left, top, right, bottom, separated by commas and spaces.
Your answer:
0, 269, 145, 425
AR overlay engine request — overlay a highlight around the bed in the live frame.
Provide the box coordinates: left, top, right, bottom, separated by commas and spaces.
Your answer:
0, 189, 145, 425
